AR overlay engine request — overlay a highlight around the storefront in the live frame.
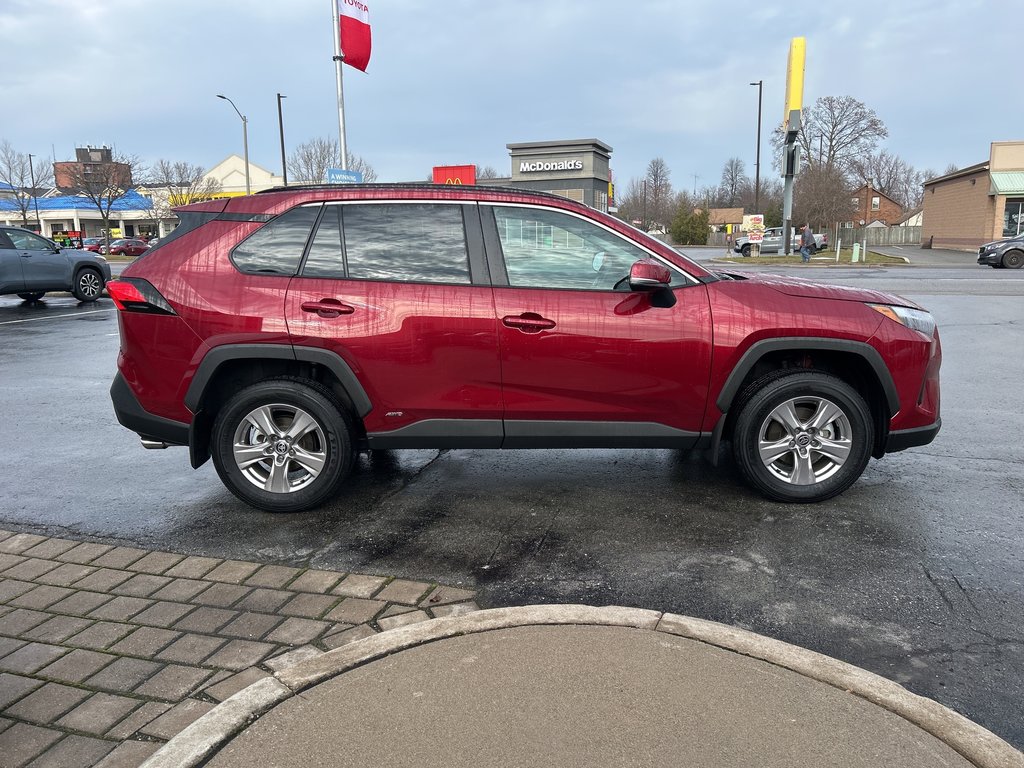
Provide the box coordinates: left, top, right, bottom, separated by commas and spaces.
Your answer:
502, 139, 613, 212
922, 141, 1024, 250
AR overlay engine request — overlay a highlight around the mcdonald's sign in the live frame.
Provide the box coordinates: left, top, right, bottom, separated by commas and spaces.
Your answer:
432, 165, 476, 186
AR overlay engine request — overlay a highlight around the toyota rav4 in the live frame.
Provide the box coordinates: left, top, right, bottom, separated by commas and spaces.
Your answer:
108, 184, 941, 512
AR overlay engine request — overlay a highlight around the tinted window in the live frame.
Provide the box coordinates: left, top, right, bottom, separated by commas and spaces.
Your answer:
342, 204, 470, 284
493, 206, 666, 290
232, 205, 321, 275
302, 205, 345, 278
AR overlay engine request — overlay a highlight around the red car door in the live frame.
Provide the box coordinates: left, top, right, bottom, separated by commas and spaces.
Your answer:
484, 204, 713, 446
285, 202, 503, 445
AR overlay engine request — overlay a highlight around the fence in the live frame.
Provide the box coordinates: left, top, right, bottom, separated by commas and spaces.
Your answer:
830, 226, 922, 247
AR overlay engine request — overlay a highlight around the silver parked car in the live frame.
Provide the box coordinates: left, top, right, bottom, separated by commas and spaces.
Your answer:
0, 226, 112, 302
734, 227, 827, 257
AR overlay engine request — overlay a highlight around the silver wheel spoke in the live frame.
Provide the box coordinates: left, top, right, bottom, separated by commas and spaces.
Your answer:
792, 452, 817, 485
758, 437, 793, 466
291, 446, 326, 476
285, 410, 318, 441
815, 437, 851, 464
770, 401, 804, 435
265, 459, 291, 493
246, 406, 278, 439
233, 444, 267, 470
808, 400, 843, 432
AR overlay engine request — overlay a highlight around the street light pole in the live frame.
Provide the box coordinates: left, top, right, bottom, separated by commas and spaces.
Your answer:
277, 93, 288, 187
750, 80, 763, 213
26, 153, 41, 232
216, 94, 250, 196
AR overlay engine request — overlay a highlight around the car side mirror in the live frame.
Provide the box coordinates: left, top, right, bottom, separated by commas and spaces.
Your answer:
628, 258, 671, 291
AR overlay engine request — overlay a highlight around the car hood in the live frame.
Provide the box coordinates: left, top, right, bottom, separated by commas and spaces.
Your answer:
981, 236, 1023, 249
717, 271, 923, 309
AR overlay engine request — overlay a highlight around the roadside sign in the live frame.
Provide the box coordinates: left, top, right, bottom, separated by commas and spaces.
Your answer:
432, 165, 476, 185
327, 168, 363, 184
742, 214, 765, 243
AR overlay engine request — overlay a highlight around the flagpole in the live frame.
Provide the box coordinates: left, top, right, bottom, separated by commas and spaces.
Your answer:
331, 0, 349, 171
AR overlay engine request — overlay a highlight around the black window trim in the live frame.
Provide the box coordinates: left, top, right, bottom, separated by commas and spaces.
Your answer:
479, 201, 697, 291
294, 199, 485, 287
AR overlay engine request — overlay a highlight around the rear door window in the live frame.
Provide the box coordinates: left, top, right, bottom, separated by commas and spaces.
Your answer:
300, 203, 471, 284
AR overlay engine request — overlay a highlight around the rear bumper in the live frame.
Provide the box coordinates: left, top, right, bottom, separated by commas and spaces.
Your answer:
885, 418, 941, 453
110, 372, 189, 446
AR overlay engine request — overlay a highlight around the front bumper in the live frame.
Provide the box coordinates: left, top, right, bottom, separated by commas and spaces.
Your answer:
885, 418, 941, 452
977, 250, 1002, 266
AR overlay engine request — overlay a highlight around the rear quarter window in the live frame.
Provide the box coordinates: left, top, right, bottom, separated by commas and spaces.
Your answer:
231, 205, 322, 275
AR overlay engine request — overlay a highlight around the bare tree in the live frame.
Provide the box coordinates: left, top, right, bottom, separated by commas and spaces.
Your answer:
943, 163, 959, 176
475, 165, 501, 180
849, 150, 927, 210
718, 157, 750, 207
0, 140, 53, 227
145, 160, 221, 228
794, 164, 855, 232
773, 96, 888, 175
644, 157, 673, 229
287, 138, 378, 184
59, 150, 144, 240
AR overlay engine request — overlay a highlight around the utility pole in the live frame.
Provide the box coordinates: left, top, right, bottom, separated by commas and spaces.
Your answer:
277, 93, 288, 186
750, 80, 763, 213
642, 179, 648, 231
27, 153, 41, 232
692, 174, 700, 196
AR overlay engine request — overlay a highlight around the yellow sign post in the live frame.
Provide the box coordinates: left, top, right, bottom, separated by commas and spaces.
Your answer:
783, 37, 806, 134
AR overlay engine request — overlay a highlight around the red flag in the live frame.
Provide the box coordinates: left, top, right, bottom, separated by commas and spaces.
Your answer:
339, 0, 371, 72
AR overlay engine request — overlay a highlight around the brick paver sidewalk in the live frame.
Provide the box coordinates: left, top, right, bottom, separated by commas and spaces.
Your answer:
0, 529, 478, 767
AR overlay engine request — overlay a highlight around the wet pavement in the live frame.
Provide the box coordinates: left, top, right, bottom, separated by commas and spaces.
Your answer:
1, 264, 1022, 750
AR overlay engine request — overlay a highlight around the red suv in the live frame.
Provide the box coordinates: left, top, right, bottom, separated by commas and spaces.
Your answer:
108, 185, 941, 512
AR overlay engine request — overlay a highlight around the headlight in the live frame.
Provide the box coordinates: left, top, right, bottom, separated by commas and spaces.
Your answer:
868, 304, 936, 338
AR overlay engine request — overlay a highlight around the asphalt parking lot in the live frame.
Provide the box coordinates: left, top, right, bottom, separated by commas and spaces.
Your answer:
1, 262, 1022, 750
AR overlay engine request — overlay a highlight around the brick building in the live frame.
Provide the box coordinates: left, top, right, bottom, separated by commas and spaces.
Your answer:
921, 141, 1024, 251
54, 146, 132, 191
849, 184, 903, 227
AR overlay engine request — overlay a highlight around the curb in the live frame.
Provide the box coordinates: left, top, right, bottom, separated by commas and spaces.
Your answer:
141, 605, 1024, 768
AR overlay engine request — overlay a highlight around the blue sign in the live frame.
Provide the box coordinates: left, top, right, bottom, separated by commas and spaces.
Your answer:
327, 168, 364, 184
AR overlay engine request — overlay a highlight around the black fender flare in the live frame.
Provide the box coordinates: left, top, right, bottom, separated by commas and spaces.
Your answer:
708, 338, 899, 462
184, 343, 372, 416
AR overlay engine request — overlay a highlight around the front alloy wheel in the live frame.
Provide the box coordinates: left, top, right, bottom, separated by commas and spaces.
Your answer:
74, 268, 104, 302
211, 378, 354, 512
732, 371, 874, 502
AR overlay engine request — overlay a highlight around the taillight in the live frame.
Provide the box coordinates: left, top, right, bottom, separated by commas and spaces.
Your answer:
107, 278, 176, 315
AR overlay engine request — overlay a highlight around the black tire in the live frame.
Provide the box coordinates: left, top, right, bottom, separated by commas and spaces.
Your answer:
73, 268, 104, 302
211, 377, 355, 512
741, 244, 751, 258
731, 371, 874, 503
17, 292, 45, 302
1002, 250, 1023, 269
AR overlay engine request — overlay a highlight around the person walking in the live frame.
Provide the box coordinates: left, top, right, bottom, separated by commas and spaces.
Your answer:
799, 223, 814, 263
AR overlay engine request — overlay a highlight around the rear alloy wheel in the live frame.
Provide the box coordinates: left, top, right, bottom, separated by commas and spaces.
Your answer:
741, 244, 751, 257
73, 268, 104, 302
1002, 250, 1023, 269
211, 378, 354, 512
732, 371, 874, 503
17, 292, 45, 302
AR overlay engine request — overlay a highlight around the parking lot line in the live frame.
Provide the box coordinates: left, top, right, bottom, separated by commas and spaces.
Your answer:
0, 308, 115, 325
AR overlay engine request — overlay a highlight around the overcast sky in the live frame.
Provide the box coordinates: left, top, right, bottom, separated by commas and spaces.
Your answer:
0, 0, 1014, 192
